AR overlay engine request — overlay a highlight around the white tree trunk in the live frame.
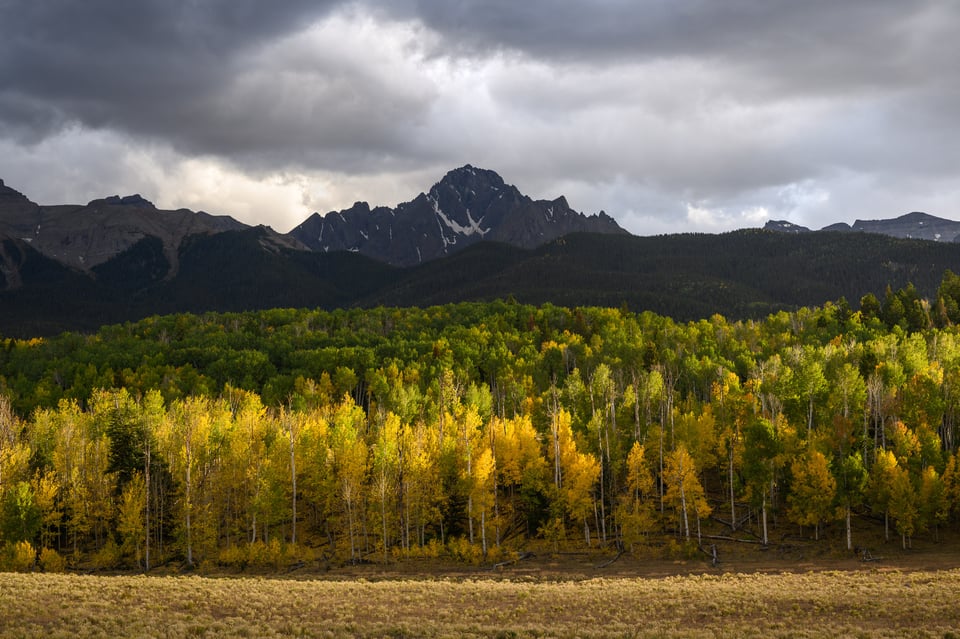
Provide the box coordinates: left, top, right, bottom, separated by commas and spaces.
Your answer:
761, 493, 769, 546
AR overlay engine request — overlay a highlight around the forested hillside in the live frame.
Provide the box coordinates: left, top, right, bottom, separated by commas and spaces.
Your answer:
5, 228, 960, 337
3, 277, 960, 570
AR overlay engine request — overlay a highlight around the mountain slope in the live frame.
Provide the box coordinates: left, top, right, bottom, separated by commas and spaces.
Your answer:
5, 227, 960, 337
361, 230, 960, 319
289, 165, 626, 266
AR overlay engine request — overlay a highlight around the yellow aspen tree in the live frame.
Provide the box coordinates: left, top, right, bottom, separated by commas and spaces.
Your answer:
942, 453, 960, 523
471, 445, 496, 557
787, 449, 836, 540
888, 464, 918, 549
493, 414, 546, 541
372, 411, 401, 559
867, 448, 900, 541
49, 400, 90, 556
458, 404, 484, 545
221, 388, 270, 544
399, 417, 442, 550
547, 409, 600, 546
296, 406, 331, 543
918, 465, 947, 541
329, 396, 368, 561
163, 397, 218, 567
664, 444, 710, 543
30, 470, 60, 552
616, 441, 657, 548
116, 473, 147, 568
0, 395, 30, 500
78, 411, 115, 553
278, 408, 303, 545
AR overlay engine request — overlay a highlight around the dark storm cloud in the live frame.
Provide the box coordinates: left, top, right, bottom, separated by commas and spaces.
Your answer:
0, 0, 349, 146
0, 0, 957, 233
386, 0, 940, 77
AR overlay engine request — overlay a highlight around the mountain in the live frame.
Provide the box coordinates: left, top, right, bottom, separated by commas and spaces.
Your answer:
0, 179, 253, 277
765, 211, 960, 242
289, 165, 627, 266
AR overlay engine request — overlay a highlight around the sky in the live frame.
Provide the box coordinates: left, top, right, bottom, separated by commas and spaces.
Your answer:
0, 1, 958, 236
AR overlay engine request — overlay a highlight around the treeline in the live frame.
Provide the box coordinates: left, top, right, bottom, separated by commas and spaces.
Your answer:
4, 275, 960, 570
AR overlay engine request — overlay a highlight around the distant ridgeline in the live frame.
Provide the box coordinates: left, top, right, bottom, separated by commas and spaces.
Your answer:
2, 295, 960, 570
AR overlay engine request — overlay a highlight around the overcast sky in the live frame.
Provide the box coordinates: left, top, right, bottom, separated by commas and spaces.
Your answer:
1, 1, 957, 235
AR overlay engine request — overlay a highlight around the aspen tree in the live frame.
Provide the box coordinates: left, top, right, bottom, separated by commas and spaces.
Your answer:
787, 449, 836, 540
918, 465, 947, 541
117, 473, 147, 567
329, 396, 368, 561
546, 409, 600, 545
664, 444, 710, 543
617, 441, 657, 548
888, 464, 917, 549
742, 417, 780, 546
867, 448, 899, 541
371, 411, 401, 558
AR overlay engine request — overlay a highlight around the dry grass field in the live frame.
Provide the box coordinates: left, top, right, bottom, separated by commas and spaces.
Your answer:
1, 563, 959, 638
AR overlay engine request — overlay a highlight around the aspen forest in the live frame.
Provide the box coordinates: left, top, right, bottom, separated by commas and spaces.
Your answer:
3, 275, 960, 572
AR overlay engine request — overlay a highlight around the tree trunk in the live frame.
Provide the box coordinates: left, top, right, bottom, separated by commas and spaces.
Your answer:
185, 437, 193, 568
144, 440, 151, 572
680, 476, 689, 540
846, 505, 852, 551
728, 445, 736, 531
659, 425, 665, 515
289, 426, 297, 545
481, 509, 487, 558
468, 494, 474, 544
761, 493, 769, 546
381, 486, 388, 562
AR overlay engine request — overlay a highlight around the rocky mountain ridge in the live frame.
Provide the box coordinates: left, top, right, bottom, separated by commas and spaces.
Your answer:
0, 166, 626, 276
765, 211, 960, 242
0, 179, 251, 276
289, 165, 627, 266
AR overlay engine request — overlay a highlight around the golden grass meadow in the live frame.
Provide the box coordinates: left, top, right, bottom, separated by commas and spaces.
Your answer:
1, 567, 959, 638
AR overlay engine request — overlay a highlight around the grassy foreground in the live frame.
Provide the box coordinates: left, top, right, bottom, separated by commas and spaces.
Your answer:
1, 569, 959, 638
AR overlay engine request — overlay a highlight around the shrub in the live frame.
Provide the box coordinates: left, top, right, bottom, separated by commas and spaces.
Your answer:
38, 547, 66, 573
91, 539, 122, 570
447, 537, 482, 565
3, 540, 36, 572
217, 545, 248, 570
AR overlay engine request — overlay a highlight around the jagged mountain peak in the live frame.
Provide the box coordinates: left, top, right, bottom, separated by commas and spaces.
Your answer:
289, 166, 626, 266
431, 165, 508, 196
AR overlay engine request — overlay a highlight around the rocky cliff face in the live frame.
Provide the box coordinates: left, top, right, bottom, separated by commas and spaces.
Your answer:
289, 165, 627, 266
